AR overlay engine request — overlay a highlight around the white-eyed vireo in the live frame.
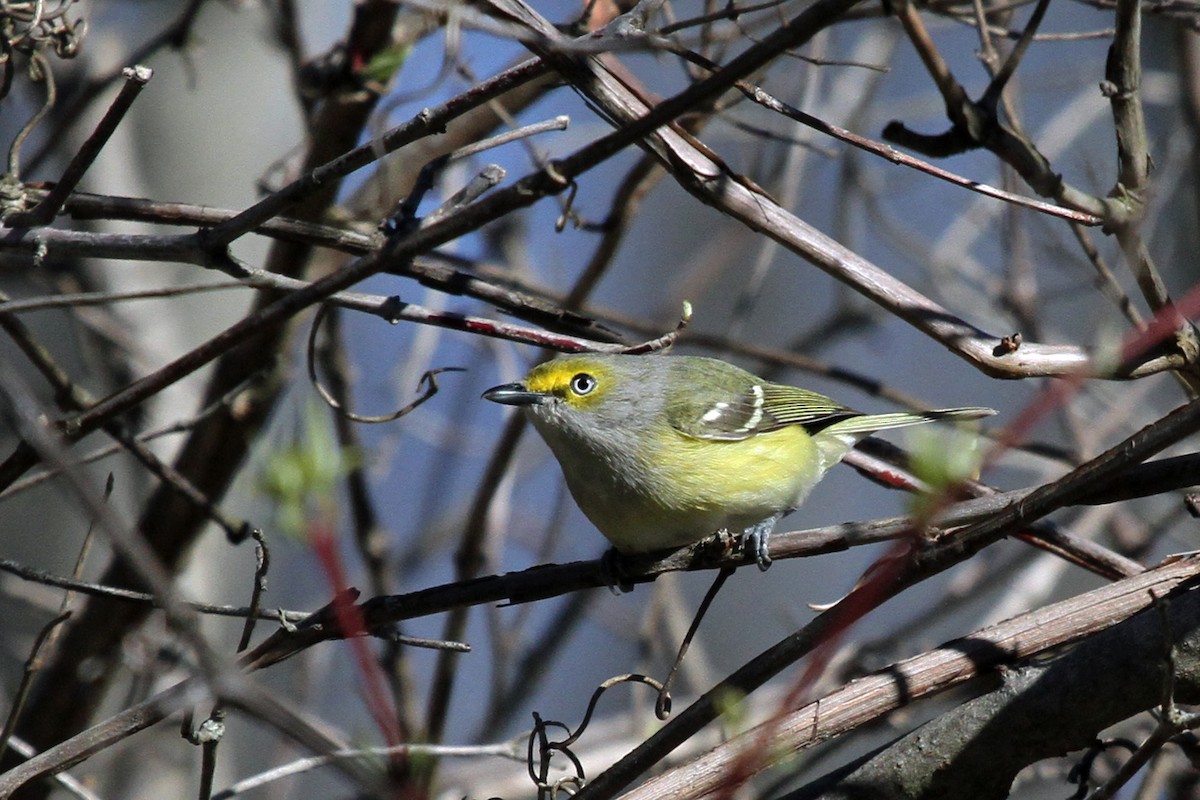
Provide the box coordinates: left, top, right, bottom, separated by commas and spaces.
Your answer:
483, 354, 993, 569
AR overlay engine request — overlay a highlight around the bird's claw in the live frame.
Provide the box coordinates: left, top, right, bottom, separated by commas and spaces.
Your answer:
740, 516, 779, 571
600, 549, 635, 594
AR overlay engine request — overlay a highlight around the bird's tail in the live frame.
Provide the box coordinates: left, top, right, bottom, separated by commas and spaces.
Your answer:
827, 407, 995, 436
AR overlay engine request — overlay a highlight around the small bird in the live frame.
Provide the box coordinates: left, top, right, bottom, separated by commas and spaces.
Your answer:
483, 354, 993, 569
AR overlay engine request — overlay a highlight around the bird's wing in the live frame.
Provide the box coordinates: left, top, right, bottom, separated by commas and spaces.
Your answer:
667, 382, 862, 442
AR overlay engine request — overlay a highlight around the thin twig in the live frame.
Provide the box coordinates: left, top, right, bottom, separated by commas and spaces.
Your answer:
212, 742, 523, 800
14, 65, 153, 226
0, 557, 309, 621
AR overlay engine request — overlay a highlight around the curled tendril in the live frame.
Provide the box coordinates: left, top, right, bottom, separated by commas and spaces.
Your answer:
306, 302, 464, 423
0, 0, 87, 60
527, 674, 665, 797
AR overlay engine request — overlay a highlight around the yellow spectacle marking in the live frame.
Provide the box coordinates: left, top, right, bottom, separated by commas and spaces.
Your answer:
524, 357, 615, 409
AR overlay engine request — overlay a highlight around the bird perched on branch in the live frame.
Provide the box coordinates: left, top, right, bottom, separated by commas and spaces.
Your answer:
484, 354, 993, 570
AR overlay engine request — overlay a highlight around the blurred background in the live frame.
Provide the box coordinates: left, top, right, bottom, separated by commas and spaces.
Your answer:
1, 0, 1198, 797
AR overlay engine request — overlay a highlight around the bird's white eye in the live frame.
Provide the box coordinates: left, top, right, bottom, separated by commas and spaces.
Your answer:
569, 373, 597, 396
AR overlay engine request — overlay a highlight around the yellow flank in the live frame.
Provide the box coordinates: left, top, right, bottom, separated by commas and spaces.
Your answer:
569, 422, 821, 553
650, 423, 820, 517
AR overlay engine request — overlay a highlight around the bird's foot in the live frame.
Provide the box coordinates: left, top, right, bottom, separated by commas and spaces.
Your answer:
740, 515, 781, 571
600, 548, 635, 594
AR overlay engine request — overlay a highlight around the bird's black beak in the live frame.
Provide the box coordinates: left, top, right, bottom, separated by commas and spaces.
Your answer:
482, 383, 548, 406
